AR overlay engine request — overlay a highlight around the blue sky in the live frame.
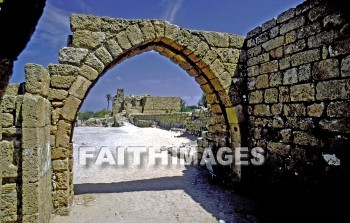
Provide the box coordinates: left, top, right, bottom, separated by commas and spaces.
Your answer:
11, 0, 303, 111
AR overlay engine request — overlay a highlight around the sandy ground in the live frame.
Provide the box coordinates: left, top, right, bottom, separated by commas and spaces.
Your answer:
50, 123, 260, 223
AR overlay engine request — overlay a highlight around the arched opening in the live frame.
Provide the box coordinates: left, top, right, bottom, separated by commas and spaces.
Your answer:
48, 15, 245, 214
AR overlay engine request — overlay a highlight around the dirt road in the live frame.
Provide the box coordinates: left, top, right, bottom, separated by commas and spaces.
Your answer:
50, 124, 260, 223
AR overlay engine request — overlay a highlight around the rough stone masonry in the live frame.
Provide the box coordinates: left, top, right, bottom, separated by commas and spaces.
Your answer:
0, 0, 349, 222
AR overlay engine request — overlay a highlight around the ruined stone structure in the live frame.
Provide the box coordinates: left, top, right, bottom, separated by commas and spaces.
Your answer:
112, 88, 181, 115
244, 0, 350, 186
0, 0, 350, 221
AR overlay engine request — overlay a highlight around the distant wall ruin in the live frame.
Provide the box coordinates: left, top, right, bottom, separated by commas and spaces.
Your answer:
112, 88, 181, 116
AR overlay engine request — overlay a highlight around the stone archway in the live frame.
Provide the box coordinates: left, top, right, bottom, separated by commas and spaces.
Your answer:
48, 14, 246, 214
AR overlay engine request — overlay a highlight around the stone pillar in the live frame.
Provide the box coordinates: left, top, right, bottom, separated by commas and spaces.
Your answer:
21, 64, 52, 222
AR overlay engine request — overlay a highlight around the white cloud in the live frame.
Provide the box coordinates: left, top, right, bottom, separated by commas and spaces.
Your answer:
115, 76, 122, 81
162, 0, 184, 23
33, 3, 71, 46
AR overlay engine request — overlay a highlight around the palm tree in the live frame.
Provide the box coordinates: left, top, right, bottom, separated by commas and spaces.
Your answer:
105, 94, 112, 110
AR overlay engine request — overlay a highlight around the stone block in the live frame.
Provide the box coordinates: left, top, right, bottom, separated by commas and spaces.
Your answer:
298, 64, 311, 82
56, 172, 69, 189
22, 182, 39, 215
327, 101, 350, 117
104, 39, 123, 59
316, 80, 350, 100
279, 86, 290, 102
272, 116, 284, 128
95, 47, 113, 66
277, 8, 295, 23
247, 65, 259, 77
297, 21, 321, 39
1, 113, 13, 128
4, 84, 20, 96
255, 32, 269, 45
115, 31, 132, 50
22, 94, 50, 128
68, 76, 91, 100
248, 91, 263, 104
284, 104, 306, 116
229, 34, 245, 48
284, 39, 306, 55
290, 83, 315, 102
285, 31, 297, 44
308, 30, 338, 49
293, 131, 318, 146
203, 32, 229, 48
262, 36, 284, 51
270, 27, 279, 38
138, 20, 156, 41
1, 95, 16, 113
270, 47, 284, 59
267, 142, 290, 156
79, 64, 99, 81
61, 95, 81, 122
279, 56, 291, 70
280, 16, 305, 35
291, 49, 320, 67
307, 103, 324, 117
55, 122, 70, 149
70, 14, 102, 32
48, 64, 79, 77
283, 68, 298, 85
329, 38, 350, 57
126, 24, 144, 46
320, 119, 350, 133
280, 129, 292, 143
271, 103, 283, 115
58, 47, 89, 66
0, 183, 18, 219
262, 18, 277, 31
312, 59, 339, 80
25, 64, 50, 97
253, 104, 271, 116
308, 3, 328, 22
48, 89, 68, 101
269, 72, 282, 87
50, 75, 76, 89
72, 30, 105, 49
256, 74, 269, 89
247, 26, 262, 38
260, 61, 278, 74
100, 17, 128, 33
264, 88, 278, 103
84, 53, 104, 73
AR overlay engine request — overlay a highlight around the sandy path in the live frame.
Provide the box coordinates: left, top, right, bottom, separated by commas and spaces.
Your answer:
50, 124, 260, 223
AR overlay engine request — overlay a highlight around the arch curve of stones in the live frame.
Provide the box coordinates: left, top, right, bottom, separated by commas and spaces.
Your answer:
45, 14, 246, 213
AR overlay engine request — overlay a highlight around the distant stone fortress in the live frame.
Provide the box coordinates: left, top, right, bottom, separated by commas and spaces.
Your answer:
112, 88, 182, 116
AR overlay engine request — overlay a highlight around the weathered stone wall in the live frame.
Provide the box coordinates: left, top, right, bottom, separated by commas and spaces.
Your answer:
0, 84, 23, 222
0, 65, 53, 222
113, 89, 182, 116
244, 0, 350, 185
185, 108, 213, 136
142, 96, 181, 114
130, 112, 191, 129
